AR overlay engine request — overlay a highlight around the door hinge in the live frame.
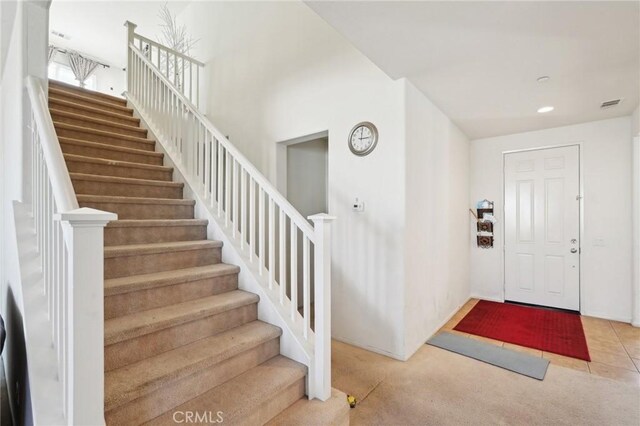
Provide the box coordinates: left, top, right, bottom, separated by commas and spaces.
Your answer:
576, 195, 583, 200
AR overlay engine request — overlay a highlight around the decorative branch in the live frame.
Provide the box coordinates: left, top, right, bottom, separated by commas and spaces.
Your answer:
157, 3, 198, 56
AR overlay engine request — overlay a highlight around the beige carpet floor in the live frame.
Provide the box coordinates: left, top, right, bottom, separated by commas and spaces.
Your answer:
332, 340, 640, 425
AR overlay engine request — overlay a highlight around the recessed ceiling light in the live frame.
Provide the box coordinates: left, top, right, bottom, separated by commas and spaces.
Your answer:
537, 106, 554, 113
537, 76, 550, 83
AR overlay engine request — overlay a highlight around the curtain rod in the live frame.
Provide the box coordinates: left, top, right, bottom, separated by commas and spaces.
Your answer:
51, 46, 111, 69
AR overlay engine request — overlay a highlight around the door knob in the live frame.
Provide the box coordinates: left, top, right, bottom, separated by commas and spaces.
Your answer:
570, 248, 578, 253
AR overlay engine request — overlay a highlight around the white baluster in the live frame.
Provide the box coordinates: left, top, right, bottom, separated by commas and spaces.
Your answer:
290, 222, 298, 322
259, 188, 265, 275
233, 159, 239, 238
268, 197, 275, 289
249, 178, 255, 263
241, 169, 247, 250
279, 210, 286, 305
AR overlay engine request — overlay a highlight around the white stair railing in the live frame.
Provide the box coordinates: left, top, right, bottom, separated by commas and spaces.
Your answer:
125, 24, 335, 401
26, 75, 116, 424
125, 21, 204, 108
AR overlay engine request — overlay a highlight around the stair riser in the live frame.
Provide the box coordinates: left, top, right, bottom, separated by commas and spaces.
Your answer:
49, 92, 131, 115
61, 141, 163, 166
231, 379, 306, 426
78, 200, 194, 220
104, 338, 280, 424
147, 376, 305, 426
49, 85, 128, 107
105, 247, 221, 279
105, 304, 257, 371
55, 126, 153, 151
105, 274, 239, 319
51, 113, 146, 138
72, 178, 182, 199
65, 158, 172, 181
105, 224, 207, 246
49, 101, 138, 125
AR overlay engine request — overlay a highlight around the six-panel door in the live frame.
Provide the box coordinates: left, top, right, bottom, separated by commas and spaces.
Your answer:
504, 145, 580, 311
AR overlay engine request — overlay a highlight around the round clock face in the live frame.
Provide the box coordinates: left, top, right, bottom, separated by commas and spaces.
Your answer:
348, 122, 378, 156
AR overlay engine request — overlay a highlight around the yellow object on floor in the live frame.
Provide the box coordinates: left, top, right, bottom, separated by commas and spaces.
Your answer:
347, 394, 357, 408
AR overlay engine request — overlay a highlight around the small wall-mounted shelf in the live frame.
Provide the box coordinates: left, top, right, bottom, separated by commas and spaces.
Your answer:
474, 200, 495, 249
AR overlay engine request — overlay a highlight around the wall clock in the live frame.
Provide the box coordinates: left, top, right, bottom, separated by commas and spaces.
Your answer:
348, 121, 378, 156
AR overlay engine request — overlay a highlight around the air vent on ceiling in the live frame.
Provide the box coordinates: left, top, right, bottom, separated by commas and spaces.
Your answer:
50, 30, 71, 40
600, 99, 622, 109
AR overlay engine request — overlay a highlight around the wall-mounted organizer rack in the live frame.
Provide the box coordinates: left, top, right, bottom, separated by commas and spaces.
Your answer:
474, 200, 495, 248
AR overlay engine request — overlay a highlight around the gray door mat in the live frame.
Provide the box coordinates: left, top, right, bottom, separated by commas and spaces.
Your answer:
427, 332, 550, 380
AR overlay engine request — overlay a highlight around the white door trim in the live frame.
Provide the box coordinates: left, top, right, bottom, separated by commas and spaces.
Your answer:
502, 143, 584, 312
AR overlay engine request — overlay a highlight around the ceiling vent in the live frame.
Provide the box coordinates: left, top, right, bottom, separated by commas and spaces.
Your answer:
51, 30, 71, 40
600, 99, 622, 109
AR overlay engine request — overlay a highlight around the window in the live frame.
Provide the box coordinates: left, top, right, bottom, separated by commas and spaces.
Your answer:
48, 61, 97, 90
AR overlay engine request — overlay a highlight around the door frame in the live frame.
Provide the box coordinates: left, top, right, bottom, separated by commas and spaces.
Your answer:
501, 143, 584, 312
275, 130, 329, 202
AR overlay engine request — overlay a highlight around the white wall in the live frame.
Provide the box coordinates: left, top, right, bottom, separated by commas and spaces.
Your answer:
1, 1, 48, 423
174, 1, 408, 358
403, 80, 470, 357
470, 117, 633, 322
633, 105, 639, 137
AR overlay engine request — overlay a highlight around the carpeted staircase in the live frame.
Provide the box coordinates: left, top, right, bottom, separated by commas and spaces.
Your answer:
48, 80, 348, 425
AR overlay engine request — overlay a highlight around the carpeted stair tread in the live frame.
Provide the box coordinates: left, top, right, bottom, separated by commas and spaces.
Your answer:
76, 194, 194, 205
105, 321, 282, 411
104, 240, 222, 258
49, 97, 140, 123
51, 109, 147, 134
145, 355, 307, 425
64, 153, 172, 174
266, 388, 350, 426
70, 172, 183, 188
53, 121, 155, 146
105, 263, 240, 296
49, 87, 134, 113
105, 290, 259, 345
59, 137, 164, 158
108, 219, 208, 228
49, 80, 128, 105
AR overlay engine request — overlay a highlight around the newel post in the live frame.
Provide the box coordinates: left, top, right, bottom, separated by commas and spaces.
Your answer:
308, 213, 336, 401
56, 208, 117, 426
124, 21, 137, 93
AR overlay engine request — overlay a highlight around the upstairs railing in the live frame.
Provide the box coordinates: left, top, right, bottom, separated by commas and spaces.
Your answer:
125, 23, 335, 401
26, 75, 116, 424
126, 21, 204, 108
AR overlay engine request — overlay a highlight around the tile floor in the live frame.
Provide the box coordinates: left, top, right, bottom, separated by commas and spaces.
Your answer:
440, 298, 640, 387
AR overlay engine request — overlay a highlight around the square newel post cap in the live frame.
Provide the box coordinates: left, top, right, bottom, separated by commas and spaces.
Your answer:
308, 213, 336, 223
55, 207, 117, 227
124, 20, 137, 30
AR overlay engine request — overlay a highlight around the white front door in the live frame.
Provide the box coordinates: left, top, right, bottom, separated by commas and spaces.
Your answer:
504, 145, 580, 311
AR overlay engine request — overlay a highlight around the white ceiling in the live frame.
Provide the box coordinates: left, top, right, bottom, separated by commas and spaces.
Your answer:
306, 1, 640, 139
49, 1, 189, 68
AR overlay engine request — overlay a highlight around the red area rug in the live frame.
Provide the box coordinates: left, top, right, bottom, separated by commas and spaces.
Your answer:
454, 300, 591, 361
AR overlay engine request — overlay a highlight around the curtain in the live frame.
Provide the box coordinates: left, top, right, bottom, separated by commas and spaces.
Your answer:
48, 45, 56, 64
67, 51, 99, 88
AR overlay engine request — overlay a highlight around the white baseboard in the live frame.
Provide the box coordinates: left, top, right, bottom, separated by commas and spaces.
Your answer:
470, 293, 504, 303
580, 310, 632, 324
331, 336, 405, 361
